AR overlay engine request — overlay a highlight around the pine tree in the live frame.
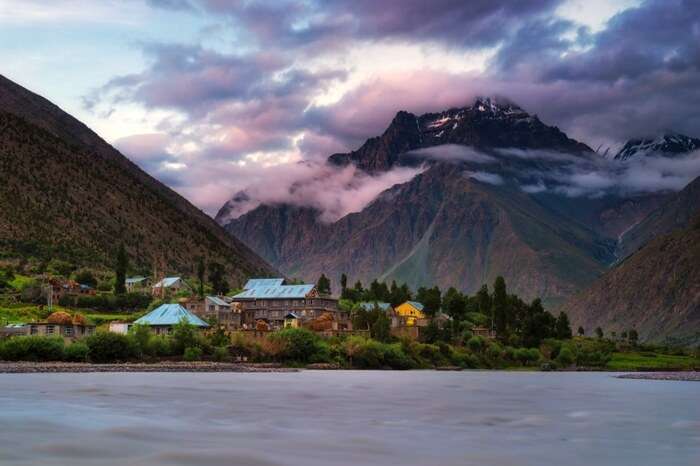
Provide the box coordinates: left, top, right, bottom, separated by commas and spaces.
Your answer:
340, 273, 347, 293
208, 262, 229, 296
577, 326, 585, 336
197, 256, 205, 298
114, 244, 127, 295
491, 276, 508, 337
316, 273, 331, 295
555, 311, 573, 339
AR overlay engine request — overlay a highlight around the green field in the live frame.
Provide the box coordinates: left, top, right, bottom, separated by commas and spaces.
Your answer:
0, 304, 140, 327
607, 351, 700, 371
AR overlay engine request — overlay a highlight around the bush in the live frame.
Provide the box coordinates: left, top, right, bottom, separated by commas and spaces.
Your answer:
171, 319, 198, 355
351, 339, 386, 369
0, 336, 65, 361
467, 336, 485, 353
268, 328, 326, 364
85, 332, 136, 363
183, 346, 203, 361
64, 342, 89, 362
382, 343, 415, 369
213, 346, 231, 362
146, 335, 173, 357
556, 347, 575, 367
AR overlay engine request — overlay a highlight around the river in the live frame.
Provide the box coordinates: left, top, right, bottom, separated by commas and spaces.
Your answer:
0, 371, 698, 465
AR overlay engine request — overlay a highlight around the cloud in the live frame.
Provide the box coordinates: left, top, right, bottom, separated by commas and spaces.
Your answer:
407, 144, 497, 164
216, 162, 424, 224
465, 171, 504, 185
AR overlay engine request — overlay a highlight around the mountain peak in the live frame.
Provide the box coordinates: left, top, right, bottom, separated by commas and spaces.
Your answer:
614, 133, 700, 161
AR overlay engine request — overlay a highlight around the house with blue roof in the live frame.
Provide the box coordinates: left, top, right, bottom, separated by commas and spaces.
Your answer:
133, 303, 209, 335
183, 295, 241, 330
151, 276, 191, 298
231, 278, 350, 331
357, 302, 393, 313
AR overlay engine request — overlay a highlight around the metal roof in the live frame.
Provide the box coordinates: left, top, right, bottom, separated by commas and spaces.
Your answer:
206, 296, 230, 307
358, 302, 393, 312
405, 301, 425, 311
233, 284, 315, 299
134, 304, 209, 327
152, 277, 182, 288
126, 276, 147, 284
243, 278, 285, 289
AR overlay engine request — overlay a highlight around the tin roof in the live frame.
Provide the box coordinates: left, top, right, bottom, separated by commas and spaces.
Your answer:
152, 277, 182, 288
358, 302, 393, 312
126, 276, 148, 284
243, 278, 285, 289
206, 296, 230, 307
134, 304, 209, 327
405, 301, 425, 311
233, 284, 315, 299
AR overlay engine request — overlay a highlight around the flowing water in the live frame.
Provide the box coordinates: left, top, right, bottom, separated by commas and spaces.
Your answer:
0, 371, 698, 466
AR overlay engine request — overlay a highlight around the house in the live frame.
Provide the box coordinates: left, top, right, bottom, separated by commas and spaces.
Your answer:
471, 325, 496, 339
48, 279, 94, 303
23, 311, 95, 342
108, 321, 132, 335
1, 324, 28, 339
184, 296, 241, 330
243, 278, 285, 289
395, 301, 427, 326
231, 279, 349, 331
151, 276, 190, 297
133, 303, 209, 335
357, 302, 393, 313
125, 276, 150, 293
284, 312, 300, 328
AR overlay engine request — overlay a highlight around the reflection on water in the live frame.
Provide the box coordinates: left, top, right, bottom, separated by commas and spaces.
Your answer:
0, 371, 698, 466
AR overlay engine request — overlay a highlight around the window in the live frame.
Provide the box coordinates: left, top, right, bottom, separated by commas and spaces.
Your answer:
64, 326, 73, 336
30, 325, 38, 335
46, 325, 55, 335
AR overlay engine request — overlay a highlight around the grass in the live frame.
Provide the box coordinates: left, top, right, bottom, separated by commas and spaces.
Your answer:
607, 351, 700, 371
0, 303, 142, 327
8, 274, 34, 290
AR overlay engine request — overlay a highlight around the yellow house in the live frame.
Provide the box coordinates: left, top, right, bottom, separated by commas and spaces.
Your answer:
395, 301, 426, 326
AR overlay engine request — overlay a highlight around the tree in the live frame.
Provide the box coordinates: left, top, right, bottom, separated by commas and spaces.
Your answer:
628, 329, 639, 346
208, 262, 229, 295
316, 273, 331, 295
520, 298, 556, 348
390, 282, 411, 307
491, 276, 508, 337
340, 273, 347, 293
476, 284, 491, 316
577, 326, 585, 337
555, 312, 573, 339
443, 287, 467, 321
595, 327, 604, 339
197, 256, 205, 298
74, 269, 97, 288
416, 286, 441, 317
114, 244, 127, 295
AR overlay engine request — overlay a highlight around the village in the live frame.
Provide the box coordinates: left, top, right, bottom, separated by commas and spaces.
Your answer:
3, 273, 492, 343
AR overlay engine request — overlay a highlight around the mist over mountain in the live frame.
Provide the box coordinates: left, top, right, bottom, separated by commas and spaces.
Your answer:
219, 97, 700, 311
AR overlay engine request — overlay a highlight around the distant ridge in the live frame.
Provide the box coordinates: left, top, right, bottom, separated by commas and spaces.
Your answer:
0, 75, 276, 282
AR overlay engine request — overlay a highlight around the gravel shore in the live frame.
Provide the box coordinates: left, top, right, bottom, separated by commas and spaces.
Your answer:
618, 372, 700, 382
0, 361, 298, 373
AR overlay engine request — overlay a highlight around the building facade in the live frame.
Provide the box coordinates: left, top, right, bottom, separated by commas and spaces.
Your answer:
232, 279, 350, 331
184, 296, 242, 330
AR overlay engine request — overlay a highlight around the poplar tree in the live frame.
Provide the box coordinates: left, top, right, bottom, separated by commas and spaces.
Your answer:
114, 244, 127, 295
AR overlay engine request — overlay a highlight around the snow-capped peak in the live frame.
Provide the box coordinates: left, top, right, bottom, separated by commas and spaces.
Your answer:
614, 133, 700, 161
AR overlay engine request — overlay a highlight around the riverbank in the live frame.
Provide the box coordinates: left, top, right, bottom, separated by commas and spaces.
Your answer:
617, 371, 700, 382
0, 361, 298, 373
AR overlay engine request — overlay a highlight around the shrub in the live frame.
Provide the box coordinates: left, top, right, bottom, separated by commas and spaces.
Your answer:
0, 336, 64, 361
382, 343, 415, 369
171, 319, 198, 355
64, 342, 89, 362
556, 347, 575, 367
85, 332, 136, 363
183, 346, 203, 361
351, 339, 385, 369
268, 328, 325, 364
467, 336, 485, 353
146, 335, 173, 357
213, 346, 231, 362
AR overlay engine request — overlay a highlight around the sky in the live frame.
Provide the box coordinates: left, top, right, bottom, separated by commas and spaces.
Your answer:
2, 0, 699, 216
